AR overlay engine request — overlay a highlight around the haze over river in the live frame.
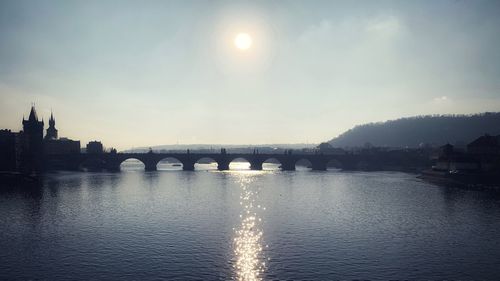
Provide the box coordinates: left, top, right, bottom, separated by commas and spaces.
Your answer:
1, 163, 500, 280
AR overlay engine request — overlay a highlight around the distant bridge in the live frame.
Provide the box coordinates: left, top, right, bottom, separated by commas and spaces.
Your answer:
46, 151, 367, 172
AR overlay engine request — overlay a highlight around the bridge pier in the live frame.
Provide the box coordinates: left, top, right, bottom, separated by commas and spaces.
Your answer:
145, 163, 157, 171
182, 161, 195, 171
217, 160, 230, 171
142, 158, 158, 171
106, 166, 120, 172
250, 161, 263, 170
281, 161, 295, 171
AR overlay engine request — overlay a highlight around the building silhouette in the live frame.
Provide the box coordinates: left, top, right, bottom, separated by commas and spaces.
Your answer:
0, 129, 19, 171
21, 106, 44, 173
86, 141, 104, 154
467, 134, 500, 156
0, 106, 82, 174
44, 138, 80, 155
432, 135, 500, 173
42, 111, 80, 156
45, 111, 58, 140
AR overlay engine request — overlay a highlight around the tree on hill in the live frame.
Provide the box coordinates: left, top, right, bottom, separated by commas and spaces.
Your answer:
328, 112, 500, 148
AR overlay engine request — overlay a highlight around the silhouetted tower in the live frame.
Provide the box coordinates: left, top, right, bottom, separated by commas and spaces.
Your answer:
45, 111, 58, 140
22, 105, 44, 173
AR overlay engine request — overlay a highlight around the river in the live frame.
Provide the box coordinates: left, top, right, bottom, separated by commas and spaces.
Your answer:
1, 166, 500, 280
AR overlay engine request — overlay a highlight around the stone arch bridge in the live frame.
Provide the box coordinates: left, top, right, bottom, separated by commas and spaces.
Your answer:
48, 151, 367, 172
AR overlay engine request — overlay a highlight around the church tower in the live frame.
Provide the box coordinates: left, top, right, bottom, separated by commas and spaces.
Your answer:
45, 111, 58, 140
22, 105, 44, 173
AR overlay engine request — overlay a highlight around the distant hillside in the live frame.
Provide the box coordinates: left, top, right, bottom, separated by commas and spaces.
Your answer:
123, 143, 315, 153
329, 113, 500, 148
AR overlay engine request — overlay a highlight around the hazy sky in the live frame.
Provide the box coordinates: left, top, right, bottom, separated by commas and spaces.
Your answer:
1, 0, 500, 149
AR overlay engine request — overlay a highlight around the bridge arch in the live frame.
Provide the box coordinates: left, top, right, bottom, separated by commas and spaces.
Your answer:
295, 158, 313, 171
229, 157, 251, 170
120, 158, 146, 171
156, 157, 183, 171
262, 158, 282, 171
195, 157, 218, 170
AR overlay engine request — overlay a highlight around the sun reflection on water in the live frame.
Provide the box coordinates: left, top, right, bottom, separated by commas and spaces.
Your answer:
232, 171, 267, 281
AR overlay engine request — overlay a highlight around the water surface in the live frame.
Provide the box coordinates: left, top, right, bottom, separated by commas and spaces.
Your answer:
1, 169, 500, 280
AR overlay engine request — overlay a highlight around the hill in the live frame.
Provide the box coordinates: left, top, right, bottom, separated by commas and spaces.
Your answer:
329, 113, 500, 148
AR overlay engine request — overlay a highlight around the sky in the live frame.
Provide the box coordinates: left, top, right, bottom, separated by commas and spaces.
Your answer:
1, 0, 500, 150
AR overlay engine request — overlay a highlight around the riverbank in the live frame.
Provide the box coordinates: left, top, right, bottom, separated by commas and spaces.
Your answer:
0, 172, 40, 186
420, 169, 500, 191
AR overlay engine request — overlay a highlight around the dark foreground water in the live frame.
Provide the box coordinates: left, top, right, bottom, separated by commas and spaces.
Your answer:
1, 169, 500, 280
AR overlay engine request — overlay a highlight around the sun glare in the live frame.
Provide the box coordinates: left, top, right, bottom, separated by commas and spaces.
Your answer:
234, 33, 252, 50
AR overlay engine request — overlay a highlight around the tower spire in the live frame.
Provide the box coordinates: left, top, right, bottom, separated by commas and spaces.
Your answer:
45, 108, 58, 140
28, 104, 38, 121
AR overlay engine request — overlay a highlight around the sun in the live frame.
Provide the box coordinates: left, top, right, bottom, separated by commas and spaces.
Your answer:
234, 33, 252, 50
